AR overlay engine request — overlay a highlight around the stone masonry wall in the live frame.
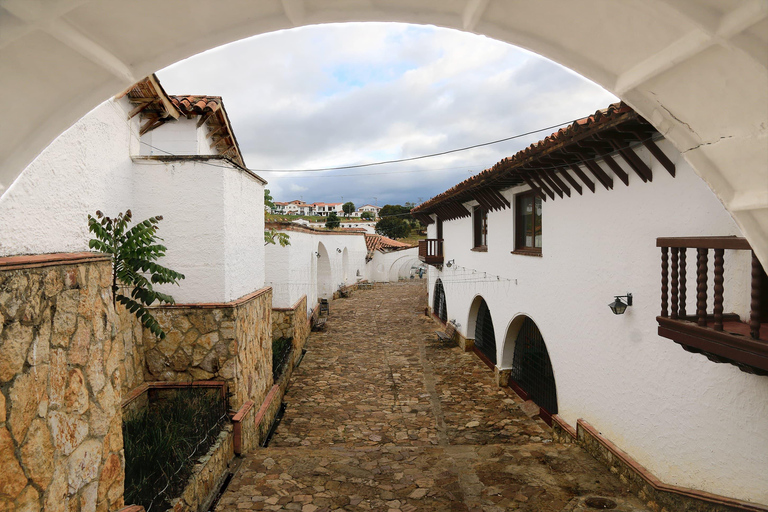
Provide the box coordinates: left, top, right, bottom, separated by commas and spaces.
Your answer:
0, 253, 125, 512
142, 288, 273, 409
117, 306, 144, 396
272, 295, 309, 358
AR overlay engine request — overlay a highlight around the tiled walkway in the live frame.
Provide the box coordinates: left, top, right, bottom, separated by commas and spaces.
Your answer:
216, 282, 647, 511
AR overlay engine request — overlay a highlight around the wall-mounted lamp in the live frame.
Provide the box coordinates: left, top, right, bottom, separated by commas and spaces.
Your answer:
336, 248, 342, 253
446, 259, 455, 268
315, 252, 320, 258
609, 293, 633, 315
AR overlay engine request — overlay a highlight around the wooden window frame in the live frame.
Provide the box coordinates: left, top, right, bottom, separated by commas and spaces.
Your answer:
472, 205, 488, 251
513, 191, 542, 256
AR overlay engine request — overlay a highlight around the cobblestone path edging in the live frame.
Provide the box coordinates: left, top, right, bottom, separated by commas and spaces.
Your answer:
217, 282, 647, 511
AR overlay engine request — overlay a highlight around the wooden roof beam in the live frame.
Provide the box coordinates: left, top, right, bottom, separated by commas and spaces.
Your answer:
546, 171, 571, 197
128, 100, 153, 119
643, 139, 676, 177
613, 143, 652, 182
537, 171, 565, 198
584, 160, 613, 190
602, 154, 630, 186
527, 172, 556, 200
569, 164, 596, 193
517, 171, 547, 201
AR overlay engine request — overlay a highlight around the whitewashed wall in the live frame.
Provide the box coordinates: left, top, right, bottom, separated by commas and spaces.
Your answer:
265, 230, 369, 311
427, 140, 768, 503
0, 99, 137, 256
369, 248, 420, 282
0, 98, 266, 305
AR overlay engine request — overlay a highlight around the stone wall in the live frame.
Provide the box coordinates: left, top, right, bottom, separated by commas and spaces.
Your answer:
142, 288, 273, 409
0, 253, 125, 512
118, 306, 144, 396
272, 295, 309, 356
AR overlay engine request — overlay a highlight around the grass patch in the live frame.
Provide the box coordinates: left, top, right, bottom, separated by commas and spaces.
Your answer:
123, 388, 228, 511
272, 337, 293, 381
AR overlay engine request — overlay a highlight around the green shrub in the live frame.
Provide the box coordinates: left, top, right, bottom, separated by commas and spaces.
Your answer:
123, 388, 228, 511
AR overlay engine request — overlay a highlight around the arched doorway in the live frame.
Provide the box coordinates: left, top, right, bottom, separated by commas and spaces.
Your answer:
509, 317, 558, 417
433, 278, 447, 323
473, 297, 496, 365
316, 242, 332, 299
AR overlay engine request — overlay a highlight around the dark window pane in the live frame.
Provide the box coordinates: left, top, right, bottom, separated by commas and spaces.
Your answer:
534, 197, 542, 248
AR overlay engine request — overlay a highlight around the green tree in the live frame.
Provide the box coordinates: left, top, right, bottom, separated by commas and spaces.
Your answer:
264, 189, 275, 211
325, 212, 341, 229
264, 228, 290, 247
342, 201, 355, 217
375, 217, 411, 239
379, 204, 410, 218
87, 210, 184, 339
360, 211, 374, 221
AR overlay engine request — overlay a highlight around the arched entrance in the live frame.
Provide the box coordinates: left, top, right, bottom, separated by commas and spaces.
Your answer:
509, 317, 558, 417
433, 278, 447, 323
472, 297, 496, 365
316, 242, 332, 299
2, 4, 766, 266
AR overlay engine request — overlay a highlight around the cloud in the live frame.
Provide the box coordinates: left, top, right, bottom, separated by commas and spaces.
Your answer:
158, 23, 617, 207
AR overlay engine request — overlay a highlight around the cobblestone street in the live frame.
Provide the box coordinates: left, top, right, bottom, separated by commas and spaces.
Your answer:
217, 282, 647, 511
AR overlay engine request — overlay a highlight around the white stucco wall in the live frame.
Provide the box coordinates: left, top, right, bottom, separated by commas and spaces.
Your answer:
0, 98, 266, 305
0, 99, 137, 256
427, 141, 768, 504
369, 248, 421, 283
265, 229, 371, 311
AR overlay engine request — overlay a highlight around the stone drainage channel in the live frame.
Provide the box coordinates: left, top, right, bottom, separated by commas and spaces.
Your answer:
214, 282, 649, 512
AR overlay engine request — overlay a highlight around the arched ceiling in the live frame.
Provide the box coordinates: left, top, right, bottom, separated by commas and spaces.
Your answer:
1, 0, 766, 263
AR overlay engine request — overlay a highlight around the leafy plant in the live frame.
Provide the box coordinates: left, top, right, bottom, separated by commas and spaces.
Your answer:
325, 212, 341, 229
360, 211, 374, 221
88, 210, 184, 339
264, 188, 275, 211
342, 201, 355, 217
123, 388, 228, 511
375, 217, 411, 239
264, 228, 290, 247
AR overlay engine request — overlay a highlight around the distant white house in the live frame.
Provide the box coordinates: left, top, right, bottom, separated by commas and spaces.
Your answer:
356, 204, 380, 217
313, 202, 343, 217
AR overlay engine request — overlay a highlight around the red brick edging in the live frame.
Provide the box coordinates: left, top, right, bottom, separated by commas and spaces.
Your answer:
121, 381, 228, 408
150, 286, 271, 310
0, 251, 110, 270
272, 294, 308, 312
232, 400, 255, 455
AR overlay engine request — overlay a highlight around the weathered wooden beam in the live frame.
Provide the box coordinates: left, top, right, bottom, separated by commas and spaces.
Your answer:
128, 100, 153, 119
196, 112, 211, 128
206, 124, 225, 139
139, 116, 163, 136
602, 154, 629, 186
583, 160, 613, 190
538, 171, 565, 198
518, 172, 547, 201
557, 168, 582, 195
614, 144, 652, 182
643, 140, 675, 177
569, 164, 596, 193
528, 172, 556, 200
547, 171, 571, 197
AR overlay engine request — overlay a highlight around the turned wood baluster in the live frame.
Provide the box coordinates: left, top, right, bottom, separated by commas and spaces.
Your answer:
661, 247, 669, 317
670, 248, 679, 319
679, 249, 687, 318
713, 249, 724, 331
697, 248, 708, 327
750, 252, 762, 339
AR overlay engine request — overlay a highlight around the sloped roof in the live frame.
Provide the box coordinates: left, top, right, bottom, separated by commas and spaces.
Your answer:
365, 234, 413, 252
412, 102, 666, 221
119, 75, 246, 168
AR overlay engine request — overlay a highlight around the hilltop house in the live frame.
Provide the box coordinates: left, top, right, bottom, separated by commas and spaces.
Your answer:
356, 204, 381, 218
313, 202, 343, 217
412, 103, 768, 509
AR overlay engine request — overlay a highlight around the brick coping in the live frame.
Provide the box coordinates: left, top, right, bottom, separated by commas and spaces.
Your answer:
0, 251, 110, 270
150, 286, 271, 310
272, 294, 307, 312
265, 221, 367, 236
577, 419, 768, 511
121, 380, 228, 408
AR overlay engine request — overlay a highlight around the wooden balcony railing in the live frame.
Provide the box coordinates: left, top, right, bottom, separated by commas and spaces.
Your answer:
418, 239, 444, 266
656, 236, 767, 375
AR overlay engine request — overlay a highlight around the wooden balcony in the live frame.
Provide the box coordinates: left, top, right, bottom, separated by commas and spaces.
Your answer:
656, 237, 767, 375
418, 239, 444, 266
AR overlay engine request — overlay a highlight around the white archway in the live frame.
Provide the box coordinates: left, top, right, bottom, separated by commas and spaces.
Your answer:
1, 2, 766, 264
387, 255, 421, 282
316, 241, 332, 299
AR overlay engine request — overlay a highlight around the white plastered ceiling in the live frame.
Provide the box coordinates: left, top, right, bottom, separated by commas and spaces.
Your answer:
1, 0, 766, 264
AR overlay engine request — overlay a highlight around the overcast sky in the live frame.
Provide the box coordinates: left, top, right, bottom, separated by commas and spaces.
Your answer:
157, 23, 617, 208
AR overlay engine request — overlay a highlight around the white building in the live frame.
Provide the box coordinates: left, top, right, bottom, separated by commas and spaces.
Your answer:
413, 103, 768, 508
312, 202, 343, 217
356, 204, 381, 218
275, 200, 314, 216
0, 75, 266, 304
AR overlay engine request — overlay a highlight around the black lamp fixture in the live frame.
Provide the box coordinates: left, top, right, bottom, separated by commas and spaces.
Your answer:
609, 293, 633, 315
315, 251, 320, 258
446, 259, 455, 268
336, 248, 342, 253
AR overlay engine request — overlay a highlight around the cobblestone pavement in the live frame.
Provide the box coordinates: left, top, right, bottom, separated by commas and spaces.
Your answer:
217, 282, 647, 512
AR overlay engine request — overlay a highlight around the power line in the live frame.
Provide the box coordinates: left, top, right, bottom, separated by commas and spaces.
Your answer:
253, 117, 585, 173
